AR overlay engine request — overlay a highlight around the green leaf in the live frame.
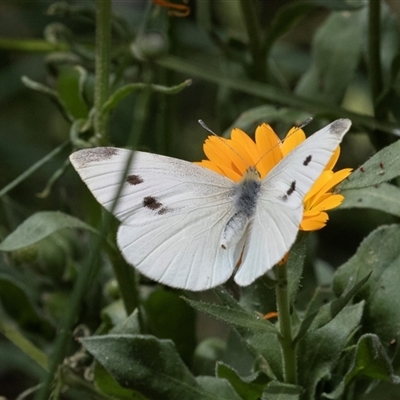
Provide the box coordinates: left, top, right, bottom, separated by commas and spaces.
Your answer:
333, 224, 400, 343
93, 362, 148, 400
216, 362, 268, 400
102, 80, 191, 115
323, 334, 400, 399
261, 381, 303, 400
295, 10, 363, 105
0, 319, 48, 371
297, 302, 364, 399
338, 140, 400, 190
56, 66, 88, 119
82, 334, 237, 400
294, 272, 370, 343
21, 75, 74, 122
144, 287, 196, 364
0, 274, 53, 337
339, 183, 400, 217
346, 334, 400, 383
0, 211, 98, 252
183, 297, 277, 334
100, 300, 128, 332
195, 376, 242, 400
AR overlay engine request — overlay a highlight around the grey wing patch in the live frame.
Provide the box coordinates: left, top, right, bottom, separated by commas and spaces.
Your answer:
329, 119, 351, 136
71, 147, 120, 167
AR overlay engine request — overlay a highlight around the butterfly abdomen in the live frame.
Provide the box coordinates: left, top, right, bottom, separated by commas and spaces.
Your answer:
220, 170, 261, 249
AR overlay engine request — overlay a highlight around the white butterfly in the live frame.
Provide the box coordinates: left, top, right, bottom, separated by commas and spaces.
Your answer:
70, 119, 351, 291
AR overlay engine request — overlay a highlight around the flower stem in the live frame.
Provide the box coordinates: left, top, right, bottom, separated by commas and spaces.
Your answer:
275, 262, 297, 384
94, 0, 111, 143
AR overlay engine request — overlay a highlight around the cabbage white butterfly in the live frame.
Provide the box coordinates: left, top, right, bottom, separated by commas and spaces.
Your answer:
70, 119, 351, 291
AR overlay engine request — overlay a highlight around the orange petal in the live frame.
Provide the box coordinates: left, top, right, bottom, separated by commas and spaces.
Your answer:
304, 171, 334, 202
312, 194, 345, 211
195, 160, 241, 182
231, 128, 261, 166
300, 211, 329, 231
325, 147, 340, 171
255, 124, 282, 179
281, 127, 306, 156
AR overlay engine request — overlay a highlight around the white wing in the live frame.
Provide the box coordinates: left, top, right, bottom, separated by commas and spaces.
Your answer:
234, 118, 351, 286
70, 148, 237, 291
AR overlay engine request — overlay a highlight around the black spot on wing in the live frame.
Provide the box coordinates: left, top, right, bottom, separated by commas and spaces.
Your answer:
143, 196, 163, 210
127, 174, 143, 185
303, 155, 312, 166
286, 181, 296, 196
281, 180, 296, 202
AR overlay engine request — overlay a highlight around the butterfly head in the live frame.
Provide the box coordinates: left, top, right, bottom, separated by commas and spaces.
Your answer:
242, 166, 261, 182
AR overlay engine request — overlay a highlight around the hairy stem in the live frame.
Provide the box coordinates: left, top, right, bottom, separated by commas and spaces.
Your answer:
94, 0, 112, 143
275, 263, 297, 384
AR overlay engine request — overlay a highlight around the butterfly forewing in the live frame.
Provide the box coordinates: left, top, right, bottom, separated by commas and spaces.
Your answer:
234, 119, 351, 285
70, 148, 237, 290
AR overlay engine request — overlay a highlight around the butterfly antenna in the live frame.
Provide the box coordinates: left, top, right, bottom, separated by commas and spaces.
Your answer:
198, 119, 251, 169
254, 116, 313, 169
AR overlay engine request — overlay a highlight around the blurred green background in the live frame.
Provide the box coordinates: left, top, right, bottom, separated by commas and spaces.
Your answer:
1, 0, 400, 398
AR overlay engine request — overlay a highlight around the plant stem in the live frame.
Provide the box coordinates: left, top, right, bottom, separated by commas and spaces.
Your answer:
157, 55, 400, 136
239, 0, 267, 81
94, 0, 112, 143
368, 0, 391, 149
35, 3, 114, 399
0, 140, 69, 199
275, 263, 297, 384
368, 0, 383, 111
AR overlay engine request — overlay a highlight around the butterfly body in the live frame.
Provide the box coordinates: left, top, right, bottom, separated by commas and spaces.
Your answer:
221, 168, 261, 250
70, 119, 351, 291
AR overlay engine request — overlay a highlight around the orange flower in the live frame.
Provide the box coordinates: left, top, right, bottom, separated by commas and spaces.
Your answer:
196, 123, 352, 231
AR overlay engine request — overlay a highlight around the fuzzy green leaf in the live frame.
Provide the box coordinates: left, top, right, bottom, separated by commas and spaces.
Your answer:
294, 272, 370, 343
0, 211, 98, 252
183, 298, 277, 334
333, 224, 400, 343
195, 376, 242, 400
346, 334, 400, 383
261, 381, 303, 400
82, 334, 239, 400
297, 302, 364, 399
339, 140, 400, 190
94, 362, 148, 400
339, 183, 400, 217
216, 362, 268, 400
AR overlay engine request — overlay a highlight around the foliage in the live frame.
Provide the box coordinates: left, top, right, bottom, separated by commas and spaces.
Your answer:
1, 1, 400, 399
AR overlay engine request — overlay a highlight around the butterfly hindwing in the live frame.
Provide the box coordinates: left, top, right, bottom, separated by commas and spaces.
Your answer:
70, 148, 237, 290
